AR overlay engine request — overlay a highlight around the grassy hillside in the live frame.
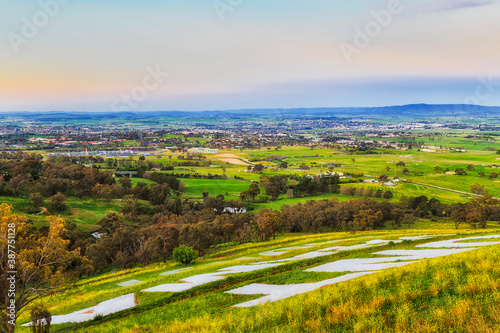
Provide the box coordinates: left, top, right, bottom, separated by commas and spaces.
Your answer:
0, 196, 124, 232
181, 178, 251, 199
14, 225, 500, 332
145, 245, 500, 333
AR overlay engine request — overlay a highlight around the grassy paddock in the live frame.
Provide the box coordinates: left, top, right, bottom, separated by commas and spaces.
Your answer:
114, 245, 500, 333
181, 178, 251, 199
15, 227, 500, 332
0, 196, 124, 231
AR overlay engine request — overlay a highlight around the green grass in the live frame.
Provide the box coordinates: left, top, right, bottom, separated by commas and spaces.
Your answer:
181, 178, 251, 199
130, 178, 156, 186
66, 240, 500, 333
14, 225, 500, 332
65, 197, 124, 230
342, 182, 468, 204
250, 194, 356, 211
151, 245, 500, 333
0, 196, 125, 231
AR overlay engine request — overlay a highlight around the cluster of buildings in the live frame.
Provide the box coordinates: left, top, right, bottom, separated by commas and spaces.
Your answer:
47, 150, 154, 158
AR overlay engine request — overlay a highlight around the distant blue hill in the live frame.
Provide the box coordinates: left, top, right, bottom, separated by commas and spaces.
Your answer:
2, 104, 499, 119
219, 104, 500, 117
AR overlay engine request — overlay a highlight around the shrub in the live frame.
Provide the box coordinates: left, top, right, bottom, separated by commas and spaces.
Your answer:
30, 306, 51, 333
172, 245, 197, 265
49, 192, 66, 212
255, 195, 270, 203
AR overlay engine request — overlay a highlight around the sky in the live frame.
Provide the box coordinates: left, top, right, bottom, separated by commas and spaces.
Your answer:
1, 0, 500, 111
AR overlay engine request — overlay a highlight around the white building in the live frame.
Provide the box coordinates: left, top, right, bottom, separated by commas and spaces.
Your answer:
188, 148, 219, 154
223, 207, 248, 214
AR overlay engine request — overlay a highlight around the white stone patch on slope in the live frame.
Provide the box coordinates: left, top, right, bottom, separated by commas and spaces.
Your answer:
293, 251, 336, 260
182, 273, 226, 284
373, 248, 475, 260
257, 238, 359, 257
143, 273, 225, 292
159, 267, 193, 276
218, 263, 284, 274
143, 239, 408, 294
204, 247, 337, 276
144, 247, 338, 293
259, 238, 405, 258
260, 245, 315, 257
306, 257, 416, 273
416, 235, 500, 248
399, 234, 455, 241
227, 272, 374, 307
228, 234, 500, 307
37, 234, 500, 325
236, 257, 259, 260
317, 239, 402, 253
117, 280, 143, 287
366, 239, 391, 245
22, 293, 136, 326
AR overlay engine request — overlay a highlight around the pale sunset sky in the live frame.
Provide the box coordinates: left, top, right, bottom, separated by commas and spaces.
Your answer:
1, 0, 500, 111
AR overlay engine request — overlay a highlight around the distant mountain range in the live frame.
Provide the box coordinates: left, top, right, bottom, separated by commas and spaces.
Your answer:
1, 104, 499, 120
220, 104, 500, 117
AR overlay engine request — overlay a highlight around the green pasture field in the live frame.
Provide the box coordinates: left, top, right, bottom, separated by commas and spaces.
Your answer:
181, 148, 499, 198
374, 133, 499, 151
129, 178, 156, 186
342, 182, 469, 204
0, 196, 125, 232
180, 178, 252, 199
250, 194, 359, 211
209, 147, 500, 198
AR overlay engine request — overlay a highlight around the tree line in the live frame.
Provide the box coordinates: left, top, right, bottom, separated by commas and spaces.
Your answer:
78, 192, 500, 273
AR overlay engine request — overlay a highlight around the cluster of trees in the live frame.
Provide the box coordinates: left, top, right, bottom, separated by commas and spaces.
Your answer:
291, 175, 341, 197
171, 160, 211, 167
341, 186, 394, 199
485, 172, 498, 180
449, 196, 500, 229
260, 175, 288, 199
239, 182, 261, 203
280, 198, 410, 233
398, 196, 446, 218
239, 174, 341, 203
109, 156, 211, 173
471, 184, 488, 195
1, 205, 91, 332
143, 172, 183, 191
107, 157, 156, 171
249, 164, 265, 173
0, 152, 188, 214
140, 172, 227, 180
0, 153, 115, 199
86, 207, 270, 271
84, 191, 500, 272
434, 165, 499, 180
